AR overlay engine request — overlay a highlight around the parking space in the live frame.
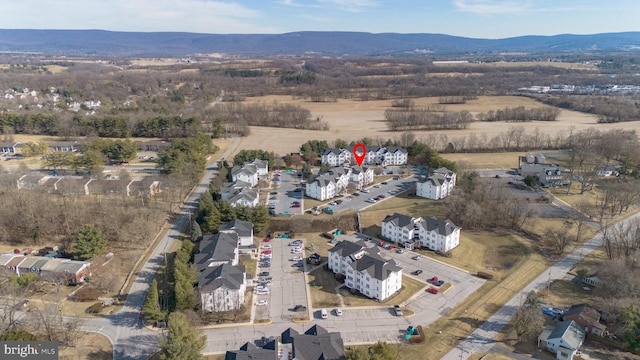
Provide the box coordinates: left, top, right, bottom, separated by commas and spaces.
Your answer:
324, 175, 417, 214
270, 171, 304, 215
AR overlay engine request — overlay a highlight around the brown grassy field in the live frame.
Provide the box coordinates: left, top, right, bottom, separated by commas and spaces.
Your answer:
59, 332, 112, 359
433, 61, 598, 70
234, 95, 636, 155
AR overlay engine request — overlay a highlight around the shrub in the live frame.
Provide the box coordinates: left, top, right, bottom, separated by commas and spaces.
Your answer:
86, 303, 103, 314
477, 271, 494, 280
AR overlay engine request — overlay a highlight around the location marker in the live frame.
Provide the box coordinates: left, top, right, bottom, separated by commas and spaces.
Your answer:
353, 143, 366, 167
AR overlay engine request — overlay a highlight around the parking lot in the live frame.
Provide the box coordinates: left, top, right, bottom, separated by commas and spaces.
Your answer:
270, 171, 304, 216
253, 236, 310, 323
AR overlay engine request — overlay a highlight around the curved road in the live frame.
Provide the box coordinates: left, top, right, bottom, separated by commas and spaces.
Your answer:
77, 137, 242, 360
441, 212, 640, 360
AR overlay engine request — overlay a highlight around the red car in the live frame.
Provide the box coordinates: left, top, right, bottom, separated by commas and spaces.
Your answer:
426, 287, 439, 294
428, 276, 439, 284
261, 250, 272, 255
262, 238, 271, 242
378, 241, 386, 247
291, 204, 301, 208
377, 194, 386, 199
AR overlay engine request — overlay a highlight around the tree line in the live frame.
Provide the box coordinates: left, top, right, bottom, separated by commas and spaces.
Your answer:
212, 101, 328, 131
530, 94, 640, 123
477, 105, 560, 122
384, 105, 472, 131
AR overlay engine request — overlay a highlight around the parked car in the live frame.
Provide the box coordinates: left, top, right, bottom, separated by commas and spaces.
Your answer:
335, 199, 343, 205
381, 181, 388, 185
435, 280, 445, 286
291, 204, 301, 208
255, 300, 268, 306
374, 184, 381, 188
393, 176, 400, 180
335, 308, 343, 316
261, 244, 272, 249
328, 201, 337, 206
411, 269, 423, 275
262, 238, 271, 242
393, 305, 403, 316
291, 305, 307, 312
258, 272, 270, 277
378, 194, 386, 199
292, 256, 303, 261
412, 255, 421, 260
428, 276, 439, 284
270, 191, 278, 195
289, 240, 302, 246
396, 248, 405, 254
426, 287, 439, 294
361, 189, 370, 193
291, 201, 301, 205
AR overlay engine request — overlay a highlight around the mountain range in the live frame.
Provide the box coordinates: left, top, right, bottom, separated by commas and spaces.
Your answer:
0, 29, 639, 57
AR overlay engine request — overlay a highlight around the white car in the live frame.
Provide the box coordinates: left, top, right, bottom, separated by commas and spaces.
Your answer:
255, 300, 268, 306
261, 244, 272, 249
374, 184, 381, 188
328, 201, 337, 206
292, 256, 303, 261
335, 308, 343, 316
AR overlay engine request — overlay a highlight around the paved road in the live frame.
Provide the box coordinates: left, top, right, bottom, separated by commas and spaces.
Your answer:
440, 212, 627, 360
95, 137, 243, 360
319, 176, 416, 214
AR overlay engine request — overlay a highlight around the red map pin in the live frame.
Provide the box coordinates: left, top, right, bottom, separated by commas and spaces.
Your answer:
353, 143, 366, 166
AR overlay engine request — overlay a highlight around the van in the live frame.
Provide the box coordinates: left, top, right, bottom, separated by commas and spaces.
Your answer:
321, 308, 328, 319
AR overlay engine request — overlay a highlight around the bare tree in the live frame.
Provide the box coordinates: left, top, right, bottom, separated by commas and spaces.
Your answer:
544, 226, 572, 255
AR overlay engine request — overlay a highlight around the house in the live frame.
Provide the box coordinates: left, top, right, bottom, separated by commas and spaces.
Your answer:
2, 254, 91, 284
381, 213, 461, 253
416, 167, 456, 200
225, 342, 277, 360
136, 140, 171, 152
538, 320, 586, 360
53, 177, 92, 195
365, 146, 386, 164
596, 165, 620, 177
321, 148, 351, 166
0, 141, 21, 154
328, 240, 402, 301
231, 164, 259, 187
581, 275, 602, 287
248, 158, 269, 177
47, 141, 82, 153
289, 325, 345, 360
198, 263, 246, 313
220, 180, 252, 200
382, 146, 409, 165
350, 166, 374, 189
195, 232, 240, 271
227, 187, 260, 208
219, 220, 254, 248
225, 325, 345, 360
561, 303, 606, 336
126, 179, 161, 197
518, 153, 565, 187
86, 179, 127, 196
52, 260, 92, 284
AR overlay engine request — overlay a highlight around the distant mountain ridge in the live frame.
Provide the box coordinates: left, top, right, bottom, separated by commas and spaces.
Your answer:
0, 29, 639, 57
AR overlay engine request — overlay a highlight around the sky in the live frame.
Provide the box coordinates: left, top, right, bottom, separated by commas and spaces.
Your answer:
1, 0, 638, 39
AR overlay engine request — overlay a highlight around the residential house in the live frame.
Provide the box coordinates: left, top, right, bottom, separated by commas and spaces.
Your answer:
416, 167, 456, 200
225, 342, 277, 360
321, 148, 351, 166
350, 166, 374, 189
0, 141, 21, 154
227, 188, 260, 208
219, 220, 254, 248
581, 275, 602, 288
2, 254, 91, 284
596, 165, 620, 177
381, 213, 460, 253
365, 146, 386, 164
199, 263, 246, 313
195, 232, 240, 271
328, 240, 402, 301
288, 325, 346, 360
382, 146, 409, 166
126, 179, 161, 197
518, 153, 565, 187
47, 141, 82, 153
231, 164, 259, 187
86, 179, 127, 196
136, 140, 171, 152
54, 177, 92, 195
538, 320, 586, 360
561, 303, 606, 336
248, 158, 269, 178
52, 260, 92, 284
220, 181, 252, 201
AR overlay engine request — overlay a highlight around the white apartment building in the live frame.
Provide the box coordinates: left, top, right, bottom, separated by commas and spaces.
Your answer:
416, 167, 456, 200
381, 146, 409, 166
328, 240, 402, 301
305, 167, 352, 201
321, 148, 352, 166
350, 167, 374, 189
231, 164, 258, 187
381, 213, 461, 253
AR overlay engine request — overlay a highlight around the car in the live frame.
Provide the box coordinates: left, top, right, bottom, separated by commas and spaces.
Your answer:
353, 192, 360, 196
374, 184, 381, 188
387, 171, 393, 174
292, 305, 307, 312
396, 248, 405, 254
393, 305, 403, 316
378, 194, 386, 199
328, 201, 337, 206
289, 240, 302, 246
258, 272, 270, 277
261, 244, 272, 249
260, 249, 272, 254
270, 191, 278, 195
292, 201, 301, 205
335, 308, 343, 316
262, 238, 271, 242
412, 255, 421, 260
393, 176, 400, 180
361, 189, 370, 193
292, 256, 303, 261
435, 280, 445, 286
388, 190, 397, 195
426, 287, 439, 294
411, 269, 423, 275
291, 204, 301, 208
381, 181, 388, 185
495, 174, 501, 178
255, 300, 268, 306
256, 286, 269, 292
335, 199, 343, 205
378, 241, 386, 247
258, 263, 270, 268
428, 276, 439, 284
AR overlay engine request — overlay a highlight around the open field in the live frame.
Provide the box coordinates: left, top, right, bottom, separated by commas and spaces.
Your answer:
433, 61, 599, 70
59, 332, 112, 360
232, 95, 639, 155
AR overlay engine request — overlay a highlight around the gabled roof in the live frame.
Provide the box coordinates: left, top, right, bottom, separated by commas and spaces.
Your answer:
0, 253, 17, 266
321, 148, 348, 156
385, 146, 408, 154
198, 264, 246, 292
349, 252, 402, 281
328, 240, 366, 257
382, 213, 417, 229
421, 217, 459, 236
228, 188, 258, 204
418, 173, 450, 186
562, 303, 601, 325
224, 341, 277, 360
196, 232, 239, 271
292, 325, 345, 360
219, 219, 254, 238
543, 320, 586, 351
249, 158, 268, 169
432, 167, 455, 176
231, 164, 258, 176
281, 327, 300, 344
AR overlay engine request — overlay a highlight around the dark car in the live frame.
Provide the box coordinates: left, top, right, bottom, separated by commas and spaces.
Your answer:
258, 272, 270, 277
292, 305, 307, 312
411, 270, 423, 275
435, 280, 445, 286
381, 181, 388, 185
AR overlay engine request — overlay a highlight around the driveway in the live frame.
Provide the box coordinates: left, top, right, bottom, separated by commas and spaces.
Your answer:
271, 171, 303, 215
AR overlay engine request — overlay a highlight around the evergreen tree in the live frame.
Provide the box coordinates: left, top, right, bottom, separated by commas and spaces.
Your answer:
74, 225, 107, 260
369, 341, 397, 360
143, 279, 164, 323
159, 312, 206, 360
190, 221, 203, 242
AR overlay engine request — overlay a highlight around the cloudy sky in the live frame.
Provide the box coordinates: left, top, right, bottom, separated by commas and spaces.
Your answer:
1, 0, 638, 39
